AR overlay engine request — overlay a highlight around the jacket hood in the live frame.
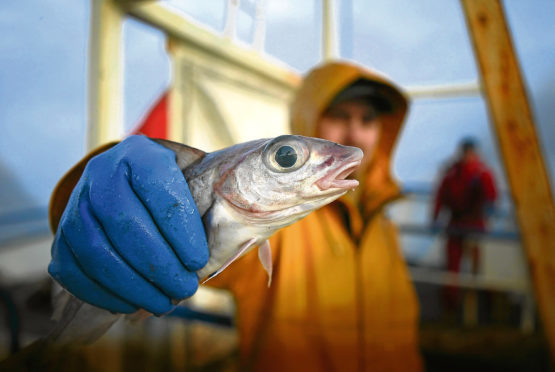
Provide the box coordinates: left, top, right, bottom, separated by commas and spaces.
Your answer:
289, 60, 409, 216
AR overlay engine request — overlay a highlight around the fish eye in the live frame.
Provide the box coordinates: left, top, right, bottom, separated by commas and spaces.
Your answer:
275, 146, 297, 168
263, 136, 309, 173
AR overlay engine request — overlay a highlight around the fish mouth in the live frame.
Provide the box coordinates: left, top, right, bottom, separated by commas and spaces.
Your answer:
316, 159, 361, 191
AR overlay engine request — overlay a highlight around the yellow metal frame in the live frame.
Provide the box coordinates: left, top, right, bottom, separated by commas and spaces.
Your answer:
86, 0, 481, 148
87, 0, 300, 150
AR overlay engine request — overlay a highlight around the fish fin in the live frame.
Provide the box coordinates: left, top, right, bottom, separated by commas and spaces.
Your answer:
258, 239, 273, 287
151, 138, 206, 170
202, 237, 257, 284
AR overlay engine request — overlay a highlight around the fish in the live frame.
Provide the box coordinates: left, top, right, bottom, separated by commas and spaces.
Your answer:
46, 134, 363, 345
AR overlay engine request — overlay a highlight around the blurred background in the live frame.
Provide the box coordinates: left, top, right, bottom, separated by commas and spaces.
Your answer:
1, 0, 554, 370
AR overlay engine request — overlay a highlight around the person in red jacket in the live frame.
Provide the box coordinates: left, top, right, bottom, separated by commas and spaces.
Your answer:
432, 137, 497, 310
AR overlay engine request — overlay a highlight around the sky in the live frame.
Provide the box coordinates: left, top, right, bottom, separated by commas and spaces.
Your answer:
0, 0, 554, 215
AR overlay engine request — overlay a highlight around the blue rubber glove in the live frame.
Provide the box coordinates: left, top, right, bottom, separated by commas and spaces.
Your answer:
48, 135, 209, 315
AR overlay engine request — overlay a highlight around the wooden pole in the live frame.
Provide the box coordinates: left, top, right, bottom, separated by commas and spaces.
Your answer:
461, 0, 555, 359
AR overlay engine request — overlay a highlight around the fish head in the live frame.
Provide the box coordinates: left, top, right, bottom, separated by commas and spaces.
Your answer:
215, 135, 363, 226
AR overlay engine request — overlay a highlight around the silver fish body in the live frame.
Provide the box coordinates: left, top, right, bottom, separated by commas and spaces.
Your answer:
48, 135, 362, 345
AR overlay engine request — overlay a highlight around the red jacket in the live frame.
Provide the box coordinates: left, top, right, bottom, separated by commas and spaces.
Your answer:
433, 156, 497, 229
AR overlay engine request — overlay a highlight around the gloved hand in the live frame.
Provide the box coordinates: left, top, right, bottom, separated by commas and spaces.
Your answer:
48, 135, 209, 315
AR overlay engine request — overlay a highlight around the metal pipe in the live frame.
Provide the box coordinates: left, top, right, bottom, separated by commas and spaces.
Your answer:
87, 0, 124, 150
223, 0, 240, 40
406, 81, 482, 99
322, 0, 338, 60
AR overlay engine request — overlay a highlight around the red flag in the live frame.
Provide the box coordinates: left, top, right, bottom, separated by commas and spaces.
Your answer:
133, 93, 169, 139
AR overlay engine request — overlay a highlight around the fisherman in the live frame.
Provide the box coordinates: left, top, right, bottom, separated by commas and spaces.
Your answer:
432, 137, 498, 311
48, 61, 422, 371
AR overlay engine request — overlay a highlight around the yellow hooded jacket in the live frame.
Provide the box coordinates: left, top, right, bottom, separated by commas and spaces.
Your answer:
207, 61, 423, 371
48, 61, 422, 372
